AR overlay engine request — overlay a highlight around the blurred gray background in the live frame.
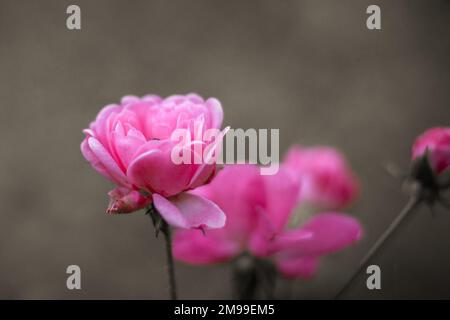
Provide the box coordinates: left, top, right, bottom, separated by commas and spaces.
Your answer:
0, 0, 449, 299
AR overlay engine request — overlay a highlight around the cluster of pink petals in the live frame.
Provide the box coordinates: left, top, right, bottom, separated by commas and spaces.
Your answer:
412, 127, 450, 175
81, 93, 226, 229
283, 146, 359, 210
106, 187, 152, 214
173, 163, 362, 279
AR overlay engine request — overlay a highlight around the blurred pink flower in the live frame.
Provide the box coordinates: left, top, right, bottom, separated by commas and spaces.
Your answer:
81, 93, 226, 229
173, 165, 362, 278
283, 146, 359, 210
412, 127, 450, 175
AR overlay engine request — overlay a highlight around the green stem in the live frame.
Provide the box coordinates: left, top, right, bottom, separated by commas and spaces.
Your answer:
334, 196, 421, 299
147, 207, 177, 300
161, 220, 177, 300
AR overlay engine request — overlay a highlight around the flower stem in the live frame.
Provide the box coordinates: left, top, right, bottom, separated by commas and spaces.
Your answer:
232, 254, 276, 299
334, 195, 421, 299
147, 207, 177, 300
161, 219, 177, 300
232, 254, 257, 300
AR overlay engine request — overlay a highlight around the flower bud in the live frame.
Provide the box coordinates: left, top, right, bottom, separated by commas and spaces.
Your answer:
107, 187, 152, 214
412, 127, 450, 175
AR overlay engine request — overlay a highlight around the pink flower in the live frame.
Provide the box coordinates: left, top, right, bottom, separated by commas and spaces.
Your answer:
283, 146, 359, 210
412, 127, 450, 175
81, 93, 226, 229
106, 187, 152, 214
173, 165, 362, 278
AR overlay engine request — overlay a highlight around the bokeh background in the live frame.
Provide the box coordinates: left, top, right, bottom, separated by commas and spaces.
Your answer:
0, 0, 449, 299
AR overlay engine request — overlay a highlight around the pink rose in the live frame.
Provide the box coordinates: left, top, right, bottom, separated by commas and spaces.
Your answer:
412, 127, 450, 175
81, 93, 226, 229
283, 146, 359, 210
173, 165, 362, 278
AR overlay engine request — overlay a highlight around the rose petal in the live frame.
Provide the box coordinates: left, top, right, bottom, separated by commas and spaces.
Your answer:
81, 137, 111, 180
206, 98, 223, 129
247, 168, 300, 257
276, 256, 320, 279
262, 167, 301, 232
283, 145, 359, 210
191, 165, 265, 242
153, 193, 226, 229
188, 127, 230, 189
112, 124, 146, 168
173, 229, 240, 264
127, 140, 194, 196
87, 137, 129, 187
248, 207, 277, 257
90, 104, 122, 148
270, 212, 362, 257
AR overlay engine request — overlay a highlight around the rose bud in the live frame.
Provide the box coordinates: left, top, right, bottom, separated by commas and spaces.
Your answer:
410, 127, 450, 205
412, 127, 450, 175
283, 146, 359, 210
106, 187, 152, 214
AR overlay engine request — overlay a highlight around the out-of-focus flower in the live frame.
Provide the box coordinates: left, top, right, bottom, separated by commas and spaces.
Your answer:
81, 93, 226, 229
412, 127, 450, 175
173, 165, 362, 278
283, 146, 359, 210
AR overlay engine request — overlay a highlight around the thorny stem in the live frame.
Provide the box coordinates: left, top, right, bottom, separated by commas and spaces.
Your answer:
161, 220, 177, 300
334, 195, 421, 299
147, 206, 177, 300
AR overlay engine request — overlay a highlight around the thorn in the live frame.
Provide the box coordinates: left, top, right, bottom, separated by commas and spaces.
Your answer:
146, 206, 154, 216
155, 218, 163, 238
146, 205, 164, 238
